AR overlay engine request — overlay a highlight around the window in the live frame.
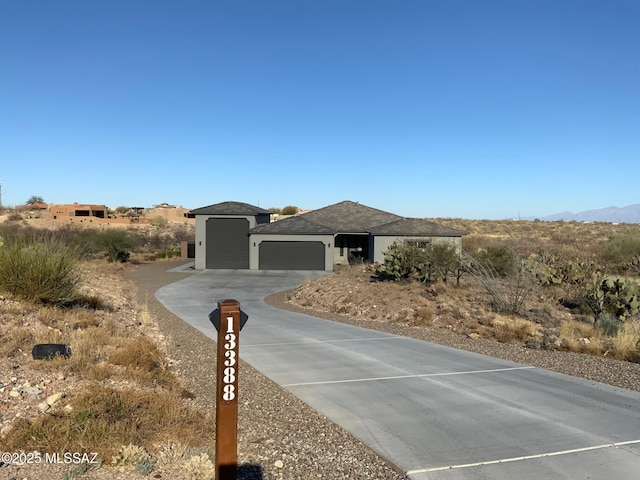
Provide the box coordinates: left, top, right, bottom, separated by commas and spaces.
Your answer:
405, 239, 431, 250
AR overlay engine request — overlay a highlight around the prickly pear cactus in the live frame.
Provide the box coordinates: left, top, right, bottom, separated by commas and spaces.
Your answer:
600, 277, 640, 321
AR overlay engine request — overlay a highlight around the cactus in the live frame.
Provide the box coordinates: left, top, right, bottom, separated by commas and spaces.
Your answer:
600, 277, 640, 321
532, 251, 600, 286
585, 276, 640, 325
377, 243, 442, 284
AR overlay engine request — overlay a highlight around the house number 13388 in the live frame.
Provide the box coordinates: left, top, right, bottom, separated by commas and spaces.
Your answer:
222, 316, 237, 401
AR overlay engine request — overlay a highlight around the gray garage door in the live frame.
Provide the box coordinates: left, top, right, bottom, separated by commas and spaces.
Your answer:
206, 218, 249, 269
259, 241, 325, 270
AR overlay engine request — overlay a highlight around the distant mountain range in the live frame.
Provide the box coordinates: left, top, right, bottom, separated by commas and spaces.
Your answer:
534, 204, 640, 223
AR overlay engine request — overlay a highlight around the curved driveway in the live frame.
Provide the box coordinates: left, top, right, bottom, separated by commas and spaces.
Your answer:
155, 266, 640, 479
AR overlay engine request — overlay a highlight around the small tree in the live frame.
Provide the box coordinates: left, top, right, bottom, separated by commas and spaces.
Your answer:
92, 229, 138, 262
114, 206, 131, 215
281, 205, 299, 215
26, 195, 44, 205
425, 243, 459, 284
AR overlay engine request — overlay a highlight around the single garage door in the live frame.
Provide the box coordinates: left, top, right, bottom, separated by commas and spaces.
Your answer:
259, 241, 325, 270
206, 218, 249, 269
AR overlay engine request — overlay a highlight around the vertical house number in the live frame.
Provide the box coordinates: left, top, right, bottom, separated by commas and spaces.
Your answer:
222, 316, 236, 401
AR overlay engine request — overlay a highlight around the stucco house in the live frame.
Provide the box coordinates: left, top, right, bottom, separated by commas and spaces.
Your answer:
190, 200, 464, 271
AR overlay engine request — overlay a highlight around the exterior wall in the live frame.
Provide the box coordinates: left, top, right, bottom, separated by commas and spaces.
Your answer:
334, 247, 348, 265
333, 234, 370, 265
145, 207, 194, 224
48, 203, 108, 222
372, 235, 462, 264
181, 241, 196, 259
249, 234, 334, 271
195, 214, 262, 269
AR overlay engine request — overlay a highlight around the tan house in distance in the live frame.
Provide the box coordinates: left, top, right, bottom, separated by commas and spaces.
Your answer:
48, 203, 108, 221
18, 202, 194, 225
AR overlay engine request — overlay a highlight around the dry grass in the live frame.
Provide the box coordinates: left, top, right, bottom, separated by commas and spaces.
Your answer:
559, 318, 597, 340
611, 321, 640, 360
291, 255, 640, 361
432, 218, 640, 260
3, 385, 216, 460
492, 314, 540, 343
0, 327, 35, 356
414, 306, 434, 326
109, 336, 182, 390
2, 261, 207, 470
558, 318, 640, 360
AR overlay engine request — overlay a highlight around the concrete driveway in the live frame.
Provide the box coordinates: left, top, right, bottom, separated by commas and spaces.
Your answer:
155, 266, 640, 479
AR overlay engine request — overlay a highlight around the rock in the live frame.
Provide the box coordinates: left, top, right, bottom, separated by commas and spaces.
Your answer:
23, 386, 43, 400
9, 389, 20, 398
63, 404, 74, 413
467, 333, 480, 340
274, 460, 284, 469
38, 402, 50, 413
0, 424, 14, 436
46, 393, 65, 406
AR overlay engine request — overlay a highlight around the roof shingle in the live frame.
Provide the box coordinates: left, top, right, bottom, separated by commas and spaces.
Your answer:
189, 201, 271, 216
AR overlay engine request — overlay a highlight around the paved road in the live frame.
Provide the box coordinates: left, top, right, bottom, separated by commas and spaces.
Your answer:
156, 266, 640, 479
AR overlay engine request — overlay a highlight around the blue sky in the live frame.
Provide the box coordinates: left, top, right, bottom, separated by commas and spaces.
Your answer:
1, 1, 638, 219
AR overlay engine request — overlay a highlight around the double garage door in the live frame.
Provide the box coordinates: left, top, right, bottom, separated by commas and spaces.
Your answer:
259, 241, 326, 270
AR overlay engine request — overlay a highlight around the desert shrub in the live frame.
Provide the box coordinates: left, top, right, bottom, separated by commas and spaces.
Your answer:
377, 243, 424, 281
598, 312, 623, 337
464, 248, 539, 315
602, 234, 640, 274
475, 246, 516, 277
378, 242, 461, 284
425, 243, 460, 284
91, 229, 138, 262
0, 242, 80, 304
0, 223, 99, 258
6, 211, 24, 222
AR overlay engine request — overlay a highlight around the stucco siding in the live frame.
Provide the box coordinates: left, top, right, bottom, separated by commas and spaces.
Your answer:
373, 235, 462, 264
249, 234, 334, 271
195, 214, 261, 270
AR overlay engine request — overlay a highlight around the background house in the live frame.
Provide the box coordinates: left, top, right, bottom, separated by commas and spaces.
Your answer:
190, 200, 464, 271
